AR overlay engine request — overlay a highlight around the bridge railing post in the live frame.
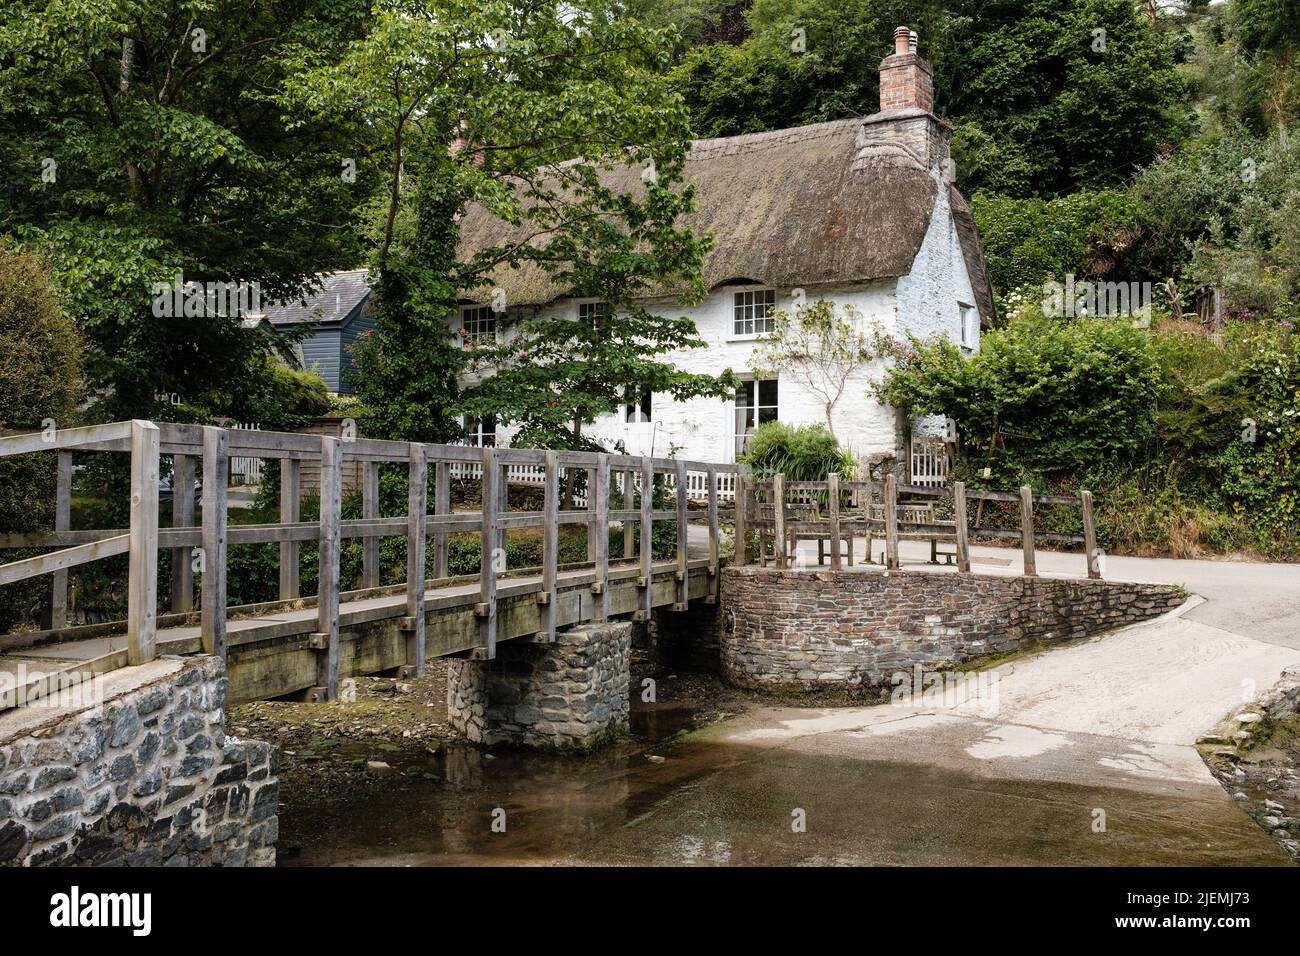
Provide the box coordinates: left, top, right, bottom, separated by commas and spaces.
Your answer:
772, 473, 786, 570
47, 450, 72, 627
673, 460, 688, 610
200, 426, 228, 661
622, 469, 634, 559
127, 420, 159, 666
884, 472, 900, 570
706, 466, 719, 601
1020, 485, 1037, 577
540, 450, 559, 641
592, 453, 610, 621
403, 443, 428, 676
734, 467, 749, 566
477, 447, 499, 659
433, 459, 450, 579
637, 456, 653, 621
828, 472, 842, 571
362, 459, 380, 589
1081, 489, 1100, 579
953, 480, 971, 573
278, 458, 300, 600
313, 435, 342, 699
170, 452, 195, 613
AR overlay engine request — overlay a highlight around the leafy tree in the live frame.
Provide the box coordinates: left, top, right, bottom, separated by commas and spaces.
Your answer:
749, 301, 889, 436
284, 0, 722, 444
0, 0, 369, 421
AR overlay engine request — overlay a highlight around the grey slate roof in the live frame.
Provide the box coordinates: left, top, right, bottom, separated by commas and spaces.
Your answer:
259, 269, 371, 326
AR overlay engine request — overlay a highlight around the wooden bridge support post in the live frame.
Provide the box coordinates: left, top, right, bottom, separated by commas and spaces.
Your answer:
772, 473, 787, 569
362, 460, 380, 589
127, 420, 160, 666
637, 456, 653, 621
1081, 489, 1100, 579
1020, 486, 1037, 577
313, 436, 342, 699
828, 472, 842, 571
673, 460, 688, 610
734, 468, 749, 567
540, 451, 559, 641
953, 480, 971, 573
278, 458, 300, 600
403, 444, 428, 676
592, 453, 610, 621
200, 426, 228, 661
477, 447, 499, 659
884, 473, 900, 570
169, 453, 195, 613
46, 450, 73, 628
433, 459, 449, 579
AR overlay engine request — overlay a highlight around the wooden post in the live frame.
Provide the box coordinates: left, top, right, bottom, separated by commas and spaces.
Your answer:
674, 460, 688, 609
403, 444, 428, 676
1081, 490, 1100, 579
496, 459, 508, 556
169, 453, 194, 614
200, 426, 228, 661
586, 463, 599, 563
638, 456, 653, 620
1020, 485, 1037, 577
127, 420, 159, 666
828, 473, 842, 571
49, 450, 73, 627
278, 458, 300, 600
478, 448, 498, 658
540, 451, 559, 641
622, 469, 635, 559
884, 472, 899, 570
592, 453, 610, 621
706, 466, 720, 600
362, 460, 380, 589
953, 481, 971, 573
734, 468, 749, 566
773, 473, 787, 569
314, 435, 343, 699
434, 459, 450, 579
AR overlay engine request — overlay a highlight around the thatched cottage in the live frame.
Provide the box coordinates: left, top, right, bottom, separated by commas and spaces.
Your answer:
453, 27, 993, 472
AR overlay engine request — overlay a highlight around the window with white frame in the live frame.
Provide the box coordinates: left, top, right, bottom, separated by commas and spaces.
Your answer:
460, 305, 497, 346
464, 414, 496, 447
733, 288, 776, 337
625, 388, 652, 423
579, 301, 612, 331
734, 378, 777, 456
959, 303, 978, 350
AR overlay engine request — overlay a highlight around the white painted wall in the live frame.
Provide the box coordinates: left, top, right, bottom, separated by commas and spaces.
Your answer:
460, 192, 980, 466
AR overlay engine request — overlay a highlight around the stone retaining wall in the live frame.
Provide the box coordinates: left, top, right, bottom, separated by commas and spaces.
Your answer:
720, 567, 1186, 691
0, 656, 278, 867
447, 622, 631, 749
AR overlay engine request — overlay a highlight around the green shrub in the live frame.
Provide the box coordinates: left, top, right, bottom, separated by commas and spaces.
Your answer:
743, 422, 855, 480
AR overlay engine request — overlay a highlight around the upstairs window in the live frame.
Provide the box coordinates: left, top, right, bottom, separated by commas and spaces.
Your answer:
959, 303, 978, 350
579, 301, 612, 332
460, 305, 497, 346
733, 289, 776, 337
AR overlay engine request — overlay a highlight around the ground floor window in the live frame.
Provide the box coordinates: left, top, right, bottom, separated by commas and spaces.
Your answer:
734, 378, 777, 456
465, 414, 496, 447
625, 388, 652, 423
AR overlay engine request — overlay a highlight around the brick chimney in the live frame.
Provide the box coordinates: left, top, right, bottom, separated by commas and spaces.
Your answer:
879, 25, 934, 114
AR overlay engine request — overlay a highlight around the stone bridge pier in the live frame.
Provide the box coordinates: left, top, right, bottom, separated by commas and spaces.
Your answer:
446, 622, 632, 750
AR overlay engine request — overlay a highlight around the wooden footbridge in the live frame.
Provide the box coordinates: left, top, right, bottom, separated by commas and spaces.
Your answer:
0, 421, 743, 708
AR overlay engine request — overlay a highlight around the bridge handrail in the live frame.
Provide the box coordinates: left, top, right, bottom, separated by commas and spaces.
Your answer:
1, 420, 747, 697
738, 472, 1100, 579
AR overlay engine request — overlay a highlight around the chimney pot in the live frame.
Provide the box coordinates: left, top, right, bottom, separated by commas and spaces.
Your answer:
893, 26, 910, 56
909, 30, 918, 54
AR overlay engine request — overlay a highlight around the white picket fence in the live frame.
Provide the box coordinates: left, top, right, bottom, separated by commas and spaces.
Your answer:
229, 423, 264, 485
449, 457, 738, 504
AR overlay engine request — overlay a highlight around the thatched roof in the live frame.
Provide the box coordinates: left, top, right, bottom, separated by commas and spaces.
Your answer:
455, 116, 994, 320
